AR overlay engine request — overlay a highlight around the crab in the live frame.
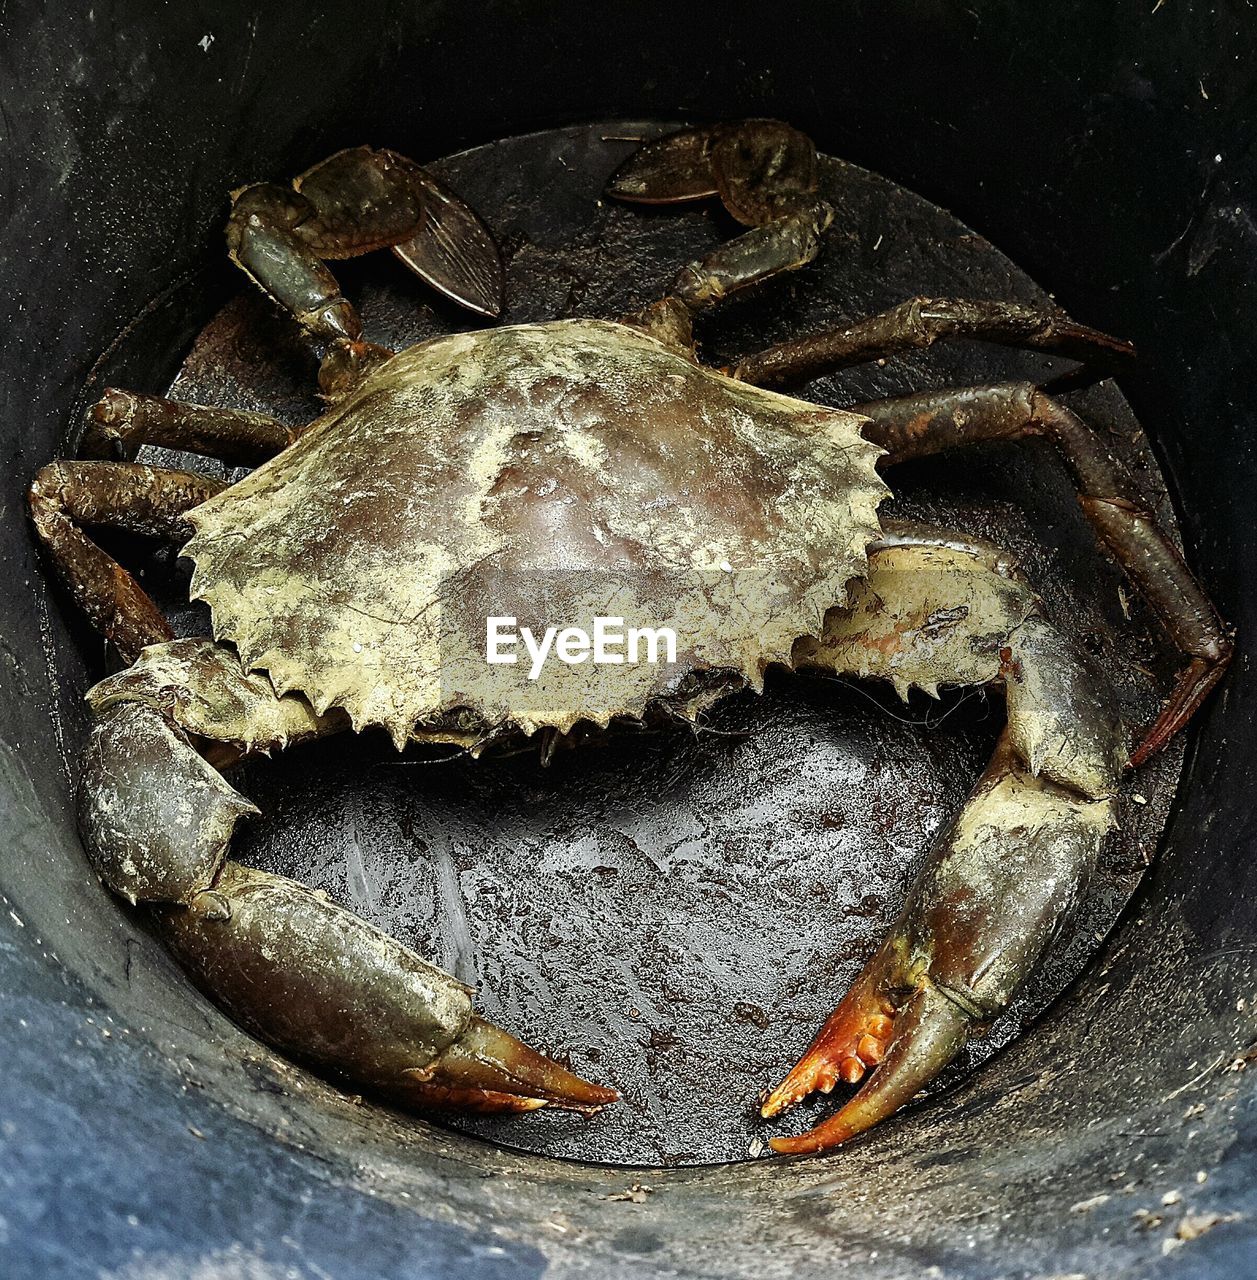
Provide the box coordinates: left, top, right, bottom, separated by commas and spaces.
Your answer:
29, 123, 1231, 1155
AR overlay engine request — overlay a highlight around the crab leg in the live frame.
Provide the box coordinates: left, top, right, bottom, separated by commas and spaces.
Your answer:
28, 460, 226, 662
79, 639, 615, 1115
609, 120, 821, 226
227, 146, 504, 347
767, 530, 1124, 1153
608, 121, 834, 327
733, 296, 1135, 387
82, 388, 300, 467
858, 383, 1232, 763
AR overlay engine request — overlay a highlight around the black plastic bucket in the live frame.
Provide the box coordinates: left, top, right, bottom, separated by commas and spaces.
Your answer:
2, 3, 1255, 1276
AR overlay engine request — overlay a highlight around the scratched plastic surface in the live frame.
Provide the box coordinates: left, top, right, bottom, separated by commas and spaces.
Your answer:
115, 122, 1184, 1165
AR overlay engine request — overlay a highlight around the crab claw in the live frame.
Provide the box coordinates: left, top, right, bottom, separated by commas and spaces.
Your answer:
763, 734, 1118, 1155
761, 962, 902, 1121
78, 656, 615, 1125
403, 1016, 618, 1115
155, 859, 618, 1120
767, 985, 970, 1154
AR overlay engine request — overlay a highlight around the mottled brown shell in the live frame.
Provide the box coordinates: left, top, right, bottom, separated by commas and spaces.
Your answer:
184, 319, 888, 746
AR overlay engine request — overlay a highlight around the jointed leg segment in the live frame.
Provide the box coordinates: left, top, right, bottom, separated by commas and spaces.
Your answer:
855, 383, 1232, 764
83, 388, 300, 467
608, 121, 835, 335
719, 265, 1229, 764
733, 296, 1136, 387
227, 145, 505, 349
28, 460, 225, 662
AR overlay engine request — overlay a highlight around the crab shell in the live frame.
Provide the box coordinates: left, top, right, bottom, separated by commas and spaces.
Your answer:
183, 318, 889, 748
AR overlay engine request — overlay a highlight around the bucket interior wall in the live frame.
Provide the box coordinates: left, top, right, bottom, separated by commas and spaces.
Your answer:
1, 2, 1255, 1276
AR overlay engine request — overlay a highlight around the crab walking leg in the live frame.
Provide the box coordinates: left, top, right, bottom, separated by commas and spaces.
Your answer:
732, 297, 1135, 387
666, 204, 834, 313
82, 389, 300, 467
608, 120, 821, 226
608, 120, 834, 329
79, 639, 617, 1115
857, 383, 1233, 763
618, 205, 834, 352
28, 460, 226, 663
767, 532, 1125, 1153
226, 145, 504, 345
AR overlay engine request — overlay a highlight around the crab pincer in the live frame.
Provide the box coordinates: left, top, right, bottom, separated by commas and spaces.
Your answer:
78, 640, 615, 1117
766, 537, 1127, 1154
763, 740, 1117, 1153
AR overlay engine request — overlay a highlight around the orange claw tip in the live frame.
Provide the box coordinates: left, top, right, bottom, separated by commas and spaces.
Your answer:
401, 1081, 551, 1115
766, 1103, 880, 1155
767, 1121, 858, 1157
760, 1039, 848, 1117
760, 1080, 801, 1120
765, 1096, 887, 1157
429, 1016, 618, 1115
767, 985, 974, 1157
759, 1031, 870, 1118
760, 970, 901, 1119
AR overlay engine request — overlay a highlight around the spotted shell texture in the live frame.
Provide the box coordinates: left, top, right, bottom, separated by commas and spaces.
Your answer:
183, 319, 889, 746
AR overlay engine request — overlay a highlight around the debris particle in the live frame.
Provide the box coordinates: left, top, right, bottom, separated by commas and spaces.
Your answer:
1131, 793, 1148, 806
1176, 1210, 1239, 1242
1225, 1041, 1257, 1072
188, 1125, 205, 1140
605, 1183, 655, 1203
748, 1136, 766, 1158
1162, 1189, 1182, 1206
732, 1001, 771, 1030
1070, 1193, 1110, 1214
198, 33, 214, 51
